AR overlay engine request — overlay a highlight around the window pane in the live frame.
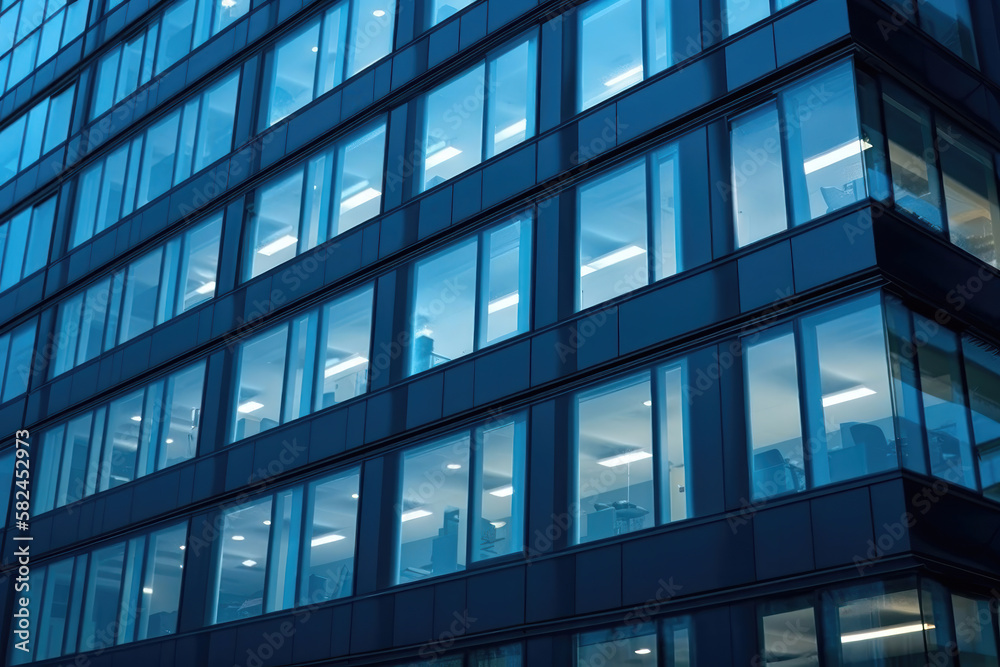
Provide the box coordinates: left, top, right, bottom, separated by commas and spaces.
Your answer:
24, 196, 56, 278
178, 214, 221, 313
249, 169, 304, 278
0, 116, 25, 183
157, 362, 205, 468
838, 589, 927, 665
652, 144, 681, 279
410, 239, 477, 375
480, 216, 530, 346
81, 542, 126, 650
267, 20, 320, 127
265, 487, 302, 613
577, 375, 654, 543
316, 285, 373, 409
661, 361, 689, 522
137, 112, 180, 207
398, 435, 470, 582
300, 470, 359, 605
79, 280, 110, 365
732, 104, 787, 246
915, 315, 976, 489
158, 0, 194, 73
213, 0, 248, 33
963, 336, 1000, 500
884, 88, 943, 229
421, 65, 485, 191
44, 86, 74, 154
938, 128, 999, 268
472, 414, 525, 561
725, 0, 769, 36
486, 36, 536, 158
96, 145, 128, 235
578, 0, 642, 111
0, 448, 11, 523
194, 73, 239, 171
577, 624, 658, 666
135, 524, 186, 640
101, 391, 143, 490
760, 605, 818, 666
57, 412, 98, 507
0, 210, 29, 289
119, 250, 162, 344
335, 121, 386, 234
578, 161, 648, 310
36, 558, 73, 660
429, 0, 473, 26
803, 295, 897, 485
920, 0, 977, 66
646, 0, 674, 76
52, 294, 81, 376
951, 594, 999, 666
214, 498, 272, 624
347, 0, 394, 76
783, 62, 866, 224
746, 329, 805, 499
472, 644, 523, 667
283, 313, 318, 423
2, 320, 34, 401
233, 327, 288, 441
22, 102, 48, 168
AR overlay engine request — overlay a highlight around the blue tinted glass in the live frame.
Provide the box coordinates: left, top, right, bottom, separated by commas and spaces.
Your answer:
2, 321, 35, 400
157, 0, 194, 73
43, 85, 74, 153
137, 112, 180, 207
578, 0, 642, 111
24, 196, 55, 277
0, 208, 29, 289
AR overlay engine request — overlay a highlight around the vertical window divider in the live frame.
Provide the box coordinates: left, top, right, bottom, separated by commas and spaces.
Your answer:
466, 425, 479, 565
649, 366, 666, 527
279, 321, 294, 421
473, 231, 486, 350
953, 338, 984, 492
260, 494, 278, 614
792, 319, 818, 490
189, 98, 205, 175
481, 54, 492, 162
644, 153, 656, 283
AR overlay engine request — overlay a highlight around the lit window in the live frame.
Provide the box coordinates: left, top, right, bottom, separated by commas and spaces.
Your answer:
723, 0, 802, 37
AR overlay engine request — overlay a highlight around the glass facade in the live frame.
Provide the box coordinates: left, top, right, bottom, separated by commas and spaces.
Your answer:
51, 214, 222, 377
0, 196, 56, 292
0, 0, 88, 95
0, 84, 74, 185
0, 319, 37, 402
71, 71, 239, 249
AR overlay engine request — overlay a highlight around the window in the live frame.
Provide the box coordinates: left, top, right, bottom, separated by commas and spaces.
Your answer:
576, 623, 660, 666
211, 469, 360, 624
886, 0, 978, 66
0, 85, 74, 185
246, 119, 387, 279
0, 196, 56, 292
577, 0, 688, 111
0, 447, 12, 525
746, 294, 898, 499
34, 362, 205, 515
881, 83, 999, 268
0, 320, 36, 401
71, 72, 239, 249
951, 594, 999, 664
408, 215, 532, 376
836, 587, 931, 664
759, 599, 818, 666
428, 0, 474, 27
577, 142, 682, 310
0, 0, 87, 96
52, 214, 222, 377
723, 0, 802, 37
262, 0, 396, 128
575, 363, 690, 544
231, 284, 374, 442
419, 32, 537, 192
10, 522, 187, 664
396, 413, 527, 583
963, 336, 1000, 501
732, 61, 874, 247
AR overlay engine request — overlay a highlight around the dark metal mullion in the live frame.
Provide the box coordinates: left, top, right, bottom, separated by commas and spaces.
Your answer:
775, 96, 797, 231
279, 321, 295, 424
129, 532, 153, 642
792, 320, 816, 491
472, 231, 485, 351
108, 540, 132, 645
953, 336, 984, 492
465, 425, 478, 566
261, 493, 280, 614
480, 56, 491, 161
173, 101, 190, 185
649, 366, 666, 527
644, 153, 656, 284
928, 110, 950, 241
297, 167, 310, 254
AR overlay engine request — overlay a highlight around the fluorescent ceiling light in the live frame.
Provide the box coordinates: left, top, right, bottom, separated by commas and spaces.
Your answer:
324, 356, 369, 378
311, 46, 318, 53
179, 545, 185, 550
425, 146, 462, 169
489, 485, 514, 497
487, 292, 519, 314
242, 560, 257, 567
257, 234, 297, 256
446, 463, 462, 470
580, 245, 646, 276
373, 8, 385, 16
142, 587, 153, 594
237, 400, 264, 413
598, 450, 653, 467
494, 118, 527, 144
310, 532, 346, 547
131, 415, 142, 422
490, 520, 506, 528
822, 386, 876, 408
263, 520, 271, 526
341, 187, 381, 212
841, 623, 934, 644
634, 648, 652, 655
165, 438, 174, 444
604, 64, 642, 88
221, 0, 236, 7
643, 400, 652, 407
351, 493, 359, 499
231, 535, 245, 541
804, 139, 873, 175
195, 280, 217, 295
401, 509, 432, 522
